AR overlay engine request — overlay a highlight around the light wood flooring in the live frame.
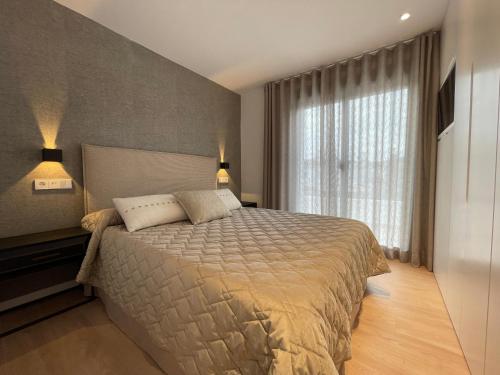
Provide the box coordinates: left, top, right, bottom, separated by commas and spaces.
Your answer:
345, 260, 470, 374
0, 260, 470, 374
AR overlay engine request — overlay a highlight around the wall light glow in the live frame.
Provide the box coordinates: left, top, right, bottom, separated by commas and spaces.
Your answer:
32, 100, 65, 149
219, 143, 225, 165
17, 43, 68, 149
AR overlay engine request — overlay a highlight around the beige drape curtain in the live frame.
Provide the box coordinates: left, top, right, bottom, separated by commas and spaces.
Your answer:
409, 32, 440, 269
263, 32, 440, 270
263, 83, 284, 210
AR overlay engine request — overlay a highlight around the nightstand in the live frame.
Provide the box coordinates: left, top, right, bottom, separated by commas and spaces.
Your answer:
241, 201, 257, 208
0, 227, 92, 336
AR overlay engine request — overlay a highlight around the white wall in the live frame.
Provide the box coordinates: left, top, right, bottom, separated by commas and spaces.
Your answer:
240, 86, 265, 207
440, 1, 458, 84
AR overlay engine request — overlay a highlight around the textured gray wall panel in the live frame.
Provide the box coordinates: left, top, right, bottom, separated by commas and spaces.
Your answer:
0, 0, 241, 238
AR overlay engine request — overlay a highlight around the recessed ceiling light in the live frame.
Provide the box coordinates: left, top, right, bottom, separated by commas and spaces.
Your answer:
400, 13, 411, 21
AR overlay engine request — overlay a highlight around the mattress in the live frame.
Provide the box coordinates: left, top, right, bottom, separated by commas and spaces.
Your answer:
78, 207, 390, 375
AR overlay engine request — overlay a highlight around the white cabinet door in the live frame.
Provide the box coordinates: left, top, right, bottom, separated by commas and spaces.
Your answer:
460, 1, 500, 373
486, 78, 500, 375
461, 1, 500, 367
447, 43, 474, 341
483, 0, 500, 373
461, 65, 499, 375
434, 126, 454, 304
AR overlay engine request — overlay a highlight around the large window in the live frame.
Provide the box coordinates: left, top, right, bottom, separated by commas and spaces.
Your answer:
291, 88, 414, 250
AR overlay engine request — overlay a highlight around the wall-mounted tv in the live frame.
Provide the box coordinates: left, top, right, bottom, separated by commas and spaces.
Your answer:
438, 65, 455, 135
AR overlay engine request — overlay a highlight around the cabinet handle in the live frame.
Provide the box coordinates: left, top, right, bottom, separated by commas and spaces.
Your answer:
466, 64, 474, 202
31, 252, 62, 261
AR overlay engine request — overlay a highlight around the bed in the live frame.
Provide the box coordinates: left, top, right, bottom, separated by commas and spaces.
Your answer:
77, 144, 390, 375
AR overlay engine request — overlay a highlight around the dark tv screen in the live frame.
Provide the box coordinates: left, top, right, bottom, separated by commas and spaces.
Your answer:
438, 65, 455, 135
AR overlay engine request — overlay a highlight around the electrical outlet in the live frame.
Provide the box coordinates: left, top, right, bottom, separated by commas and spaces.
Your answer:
34, 179, 50, 190
34, 179, 72, 190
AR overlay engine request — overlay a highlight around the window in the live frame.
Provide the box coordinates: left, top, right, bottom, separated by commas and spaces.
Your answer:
291, 87, 414, 250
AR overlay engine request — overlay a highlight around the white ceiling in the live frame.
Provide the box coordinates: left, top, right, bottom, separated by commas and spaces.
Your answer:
55, 0, 449, 93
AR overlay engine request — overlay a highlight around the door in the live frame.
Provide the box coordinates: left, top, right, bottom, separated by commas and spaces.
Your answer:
434, 125, 454, 304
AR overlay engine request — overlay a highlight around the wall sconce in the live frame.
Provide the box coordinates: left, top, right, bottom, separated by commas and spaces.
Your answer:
219, 162, 229, 170
42, 148, 63, 162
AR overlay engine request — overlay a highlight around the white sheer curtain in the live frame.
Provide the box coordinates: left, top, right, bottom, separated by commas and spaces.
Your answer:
287, 46, 419, 252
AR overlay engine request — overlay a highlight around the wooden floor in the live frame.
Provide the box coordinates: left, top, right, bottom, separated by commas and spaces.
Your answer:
0, 260, 470, 375
345, 260, 470, 374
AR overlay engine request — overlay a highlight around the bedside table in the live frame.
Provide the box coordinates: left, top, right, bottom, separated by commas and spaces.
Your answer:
241, 201, 257, 208
0, 227, 92, 336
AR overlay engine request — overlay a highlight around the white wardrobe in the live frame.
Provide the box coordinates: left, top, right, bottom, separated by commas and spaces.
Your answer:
434, 0, 500, 374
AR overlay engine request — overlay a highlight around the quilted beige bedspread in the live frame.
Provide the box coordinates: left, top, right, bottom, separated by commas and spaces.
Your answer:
78, 208, 390, 375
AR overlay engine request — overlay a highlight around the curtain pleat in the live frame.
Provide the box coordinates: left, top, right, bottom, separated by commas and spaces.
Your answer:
262, 32, 440, 269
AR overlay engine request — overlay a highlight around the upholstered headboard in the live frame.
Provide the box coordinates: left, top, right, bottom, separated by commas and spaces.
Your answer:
82, 144, 217, 213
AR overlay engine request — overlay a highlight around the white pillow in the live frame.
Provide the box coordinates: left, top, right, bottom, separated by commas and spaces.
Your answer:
215, 188, 242, 210
113, 194, 187, 232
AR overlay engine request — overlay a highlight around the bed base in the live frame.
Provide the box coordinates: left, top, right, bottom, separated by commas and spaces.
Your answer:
96, 287, 361, 375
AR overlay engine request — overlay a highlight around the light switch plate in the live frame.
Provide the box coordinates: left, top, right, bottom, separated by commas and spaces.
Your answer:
34, 179, 72, 190
218, 176, 229, 184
